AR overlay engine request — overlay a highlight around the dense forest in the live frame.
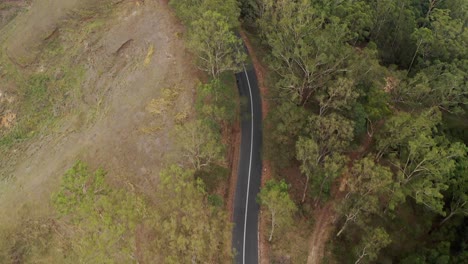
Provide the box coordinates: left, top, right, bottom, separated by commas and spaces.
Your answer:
236, 0, 467, 263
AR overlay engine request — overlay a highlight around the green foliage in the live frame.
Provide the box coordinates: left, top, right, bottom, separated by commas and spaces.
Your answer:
49, 162, 233, 263
194, 163, 229, 193
307, 113, 355, 157
376, 107, 441, 157
23, 74, 51, 111
170, 0, 240, 28
367, 0, 418, 67
0, 74, 51, 148
170, 0, 244, 78
258, 0, 356, 105
169, 0, 203, 25
315, 77, 358, 116
296, 136, 347, 202
336, 157, 393, 237
192, 0, 468, 261
208, 194, 224, 207
258, 179, 297, 242
351, 103, 367, 139
188, 11, 246, 78
330, 0, 374, 43
391, 136, 466, 214
202, 0, 240, 28
196, 78, 237, 124
399, 214, 468, 264
152, 165, 232, 262
427, 8, 467, 63
266, 101, 308, 168
174, 119, 225, 170
53, 161, 105, 215
363, 85, 391, 121
354, 227, 391, 264
52, 161, 148, 263
375, 108, 467, 213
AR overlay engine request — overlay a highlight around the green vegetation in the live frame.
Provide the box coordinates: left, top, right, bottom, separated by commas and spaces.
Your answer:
1, 0, 465, 262
240, 0, 467, 262
1, 1, 240, 262
171, 0, 245, 78
52, 161, 146, 263
174, 119, 225, 170
258, 179, 297, 242
188, 11, 246, 78
0, 1, 112, 151
0, 161, 232, 262
170, 0, 243, 210
154, 165, 232, 263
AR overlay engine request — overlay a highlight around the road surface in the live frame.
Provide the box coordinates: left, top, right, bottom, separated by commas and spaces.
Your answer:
232, 63, 263, 264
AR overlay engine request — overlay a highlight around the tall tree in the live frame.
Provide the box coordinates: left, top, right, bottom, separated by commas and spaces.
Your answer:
266, 101, 309, 168
367, 0, 418, 67
389, 134, 467, 214
188, 11, 246, 78
258, 179, 297, 242
201, 0, 240, 28
328, 0, 374, 43
336, 158, 393, 237
354, 227, 391, 264
174, 119, 224, 170
441, 156, 468, 225
375, 108, 467, 213
308, 113, 355, 158
53, 161, 148, 263
169, 0, 203, 24
296, 113, 353, 203
375, 107, 441, 159
315, 77, 358, 116
297, 137, 347, 203
258, 0, 355, 105
427, 8, 467, 63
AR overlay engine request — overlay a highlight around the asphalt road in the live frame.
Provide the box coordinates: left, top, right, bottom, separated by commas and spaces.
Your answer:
232, 63, 263, 264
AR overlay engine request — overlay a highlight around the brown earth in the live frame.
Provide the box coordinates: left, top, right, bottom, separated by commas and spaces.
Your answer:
227, 113, 241, 222
0, 0, 198, 224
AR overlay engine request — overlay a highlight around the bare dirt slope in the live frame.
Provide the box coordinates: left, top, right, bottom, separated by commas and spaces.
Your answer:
0, 0, 198, 223
307, 203, 336, 264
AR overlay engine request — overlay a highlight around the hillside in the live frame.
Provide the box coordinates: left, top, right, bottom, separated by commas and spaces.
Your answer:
0, 0, 234, 262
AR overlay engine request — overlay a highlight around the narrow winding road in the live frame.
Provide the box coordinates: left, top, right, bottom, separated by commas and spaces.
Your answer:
232, 62, 263, 264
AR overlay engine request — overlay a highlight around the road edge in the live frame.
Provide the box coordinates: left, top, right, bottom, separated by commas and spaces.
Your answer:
239, 29, 272, 264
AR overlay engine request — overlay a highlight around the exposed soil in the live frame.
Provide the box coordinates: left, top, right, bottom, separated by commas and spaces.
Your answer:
240, 30, 272, 264
0, 0, 30, 29
307, 202, 337, 264
227, 116, 241, 222
0, 0, 198, 223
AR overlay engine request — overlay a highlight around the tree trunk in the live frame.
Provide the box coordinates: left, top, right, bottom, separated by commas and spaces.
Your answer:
408, 39, 423, 74
301, 174, 310, 203
366, 118, 374, 137
336, 219, 349, 237
440, 211, 455, 226
355, 249, 367, 264
268, 212, 275, 242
